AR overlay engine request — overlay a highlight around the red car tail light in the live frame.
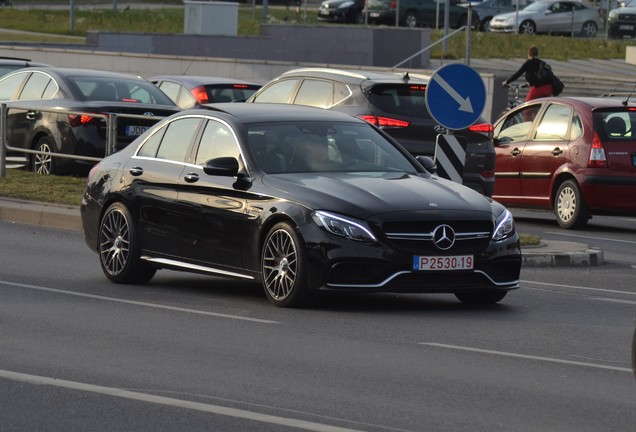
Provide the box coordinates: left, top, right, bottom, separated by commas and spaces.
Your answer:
481, 170, 495, 178
191, 86, 209, 104
588, 131, 607, 168
358, 115, 410, 128
233, 84, 249, 89
468, 123, 493, 134
68, 114, 94, 127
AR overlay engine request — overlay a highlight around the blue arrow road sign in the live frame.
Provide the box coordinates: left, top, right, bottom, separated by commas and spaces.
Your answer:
425, 63, 486, 131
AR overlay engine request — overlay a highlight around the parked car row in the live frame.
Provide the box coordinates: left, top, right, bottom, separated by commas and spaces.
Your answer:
318, 0, 610, 38
1, 61, 634, 232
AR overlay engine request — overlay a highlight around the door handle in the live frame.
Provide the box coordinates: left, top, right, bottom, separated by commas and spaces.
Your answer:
511, 148, 521, 157
129, 166, 144, 176
26, 111, 37, 120
552, 148, 563, 156
184, 172, 199, 183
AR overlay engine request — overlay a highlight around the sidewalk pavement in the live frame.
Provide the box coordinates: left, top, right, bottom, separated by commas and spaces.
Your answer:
0, 197, 604, 267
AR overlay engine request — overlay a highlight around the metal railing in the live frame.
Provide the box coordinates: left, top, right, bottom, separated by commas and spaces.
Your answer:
0, 103, 166, 177
393, 6, 474, 69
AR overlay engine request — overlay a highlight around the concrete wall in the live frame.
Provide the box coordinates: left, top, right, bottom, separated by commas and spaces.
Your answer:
85, 25, 431, 69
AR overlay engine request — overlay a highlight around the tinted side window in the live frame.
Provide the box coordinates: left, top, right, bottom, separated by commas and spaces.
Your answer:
0, 73, 28, 101
19, 72, 55, 100
251, 79, 299, 103
196, 120, 239, 164
157, 81, 181, 102
294, 79, 333, 108
155, 117, 201, 162
494, 104, 541, 143
534, 104, 571, 141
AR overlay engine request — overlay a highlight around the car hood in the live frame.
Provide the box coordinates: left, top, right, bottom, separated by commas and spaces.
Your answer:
262, 172, 493, 220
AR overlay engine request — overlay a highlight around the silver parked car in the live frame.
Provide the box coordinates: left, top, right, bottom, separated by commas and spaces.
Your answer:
489, 0, 601, 36
460, 0, 533, 31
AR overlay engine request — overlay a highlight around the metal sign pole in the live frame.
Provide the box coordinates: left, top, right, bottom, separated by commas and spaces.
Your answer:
0, 103, 6, 178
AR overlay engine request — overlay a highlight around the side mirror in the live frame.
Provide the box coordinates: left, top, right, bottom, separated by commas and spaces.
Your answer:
203, 157, 239, 176
416, 155, 437, 174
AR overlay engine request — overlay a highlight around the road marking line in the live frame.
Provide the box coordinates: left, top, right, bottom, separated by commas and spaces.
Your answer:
521, 279, 636, 296
418, 343, 632, 373
545, 231, 636, 245
0, 280, 279, 324
590, 297, 636, 305
0, 369, 363, 432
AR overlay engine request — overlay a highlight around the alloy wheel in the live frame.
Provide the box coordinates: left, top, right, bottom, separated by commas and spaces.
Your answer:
99, 208, 130, 276
262, 228, 298, 301
33, 141, 53, 175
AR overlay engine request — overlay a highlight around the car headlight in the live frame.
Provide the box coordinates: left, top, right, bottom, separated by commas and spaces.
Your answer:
338, 1, 355, 8
609, 10, 618, 19
492, 209, 515, 241
313, 211, 377, 242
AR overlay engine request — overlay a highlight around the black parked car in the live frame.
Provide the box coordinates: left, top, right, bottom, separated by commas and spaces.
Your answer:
0, 56, 51, 77
148, 75, 262, 109
318, 0, 366, 23
246, 68, 495, 197
0, 67, 180, 175
80, 103, 521, 308
366, 0, 478, 28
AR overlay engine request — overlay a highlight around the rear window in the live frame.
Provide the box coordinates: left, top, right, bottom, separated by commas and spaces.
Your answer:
593, 109, 636, 140
206, 84, 260, 103
367, 84, 430, 119
71, 76, 175, 105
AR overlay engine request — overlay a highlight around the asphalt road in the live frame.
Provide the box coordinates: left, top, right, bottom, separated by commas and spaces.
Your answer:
1, 218, 635, 431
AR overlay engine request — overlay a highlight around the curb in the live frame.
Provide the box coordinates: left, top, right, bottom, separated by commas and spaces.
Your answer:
0, 198, 604, 267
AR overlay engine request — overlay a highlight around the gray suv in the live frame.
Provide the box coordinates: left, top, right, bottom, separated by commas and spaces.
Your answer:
246, 68, 495, 197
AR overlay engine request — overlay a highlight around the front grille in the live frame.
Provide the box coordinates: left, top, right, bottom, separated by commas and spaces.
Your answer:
618, 14, 636, 21
382, 220, 492, 254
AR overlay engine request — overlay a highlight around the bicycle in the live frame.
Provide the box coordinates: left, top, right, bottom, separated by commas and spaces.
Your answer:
497, 82, 529, 118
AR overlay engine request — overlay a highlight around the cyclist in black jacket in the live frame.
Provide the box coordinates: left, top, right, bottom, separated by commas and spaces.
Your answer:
502, 45, 553, 101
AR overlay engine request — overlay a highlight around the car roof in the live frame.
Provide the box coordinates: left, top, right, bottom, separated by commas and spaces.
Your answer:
278, 67, 430, 85
197, 102, 368, 124
148, 75, 261, 86
0, 57, 51, 67
10, 67, 147, 80
541, 96, 636, 108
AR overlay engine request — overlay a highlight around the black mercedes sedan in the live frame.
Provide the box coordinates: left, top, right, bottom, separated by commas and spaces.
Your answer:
0, 67, 180, 175
80, 103, 521, 308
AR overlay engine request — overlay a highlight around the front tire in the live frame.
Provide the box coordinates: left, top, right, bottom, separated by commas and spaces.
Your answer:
455, 290, 507, 305
519, 20, 535, 35
554, 180, 589, 229
99, 202, 156, 284
31, 136, 55, 175
261, 222, 311, 308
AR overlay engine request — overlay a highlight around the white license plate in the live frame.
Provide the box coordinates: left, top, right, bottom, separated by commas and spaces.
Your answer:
619, 24, 634, 30
413, 255, 474, 271
369, 12, 381, 17
125, 125, 149, 136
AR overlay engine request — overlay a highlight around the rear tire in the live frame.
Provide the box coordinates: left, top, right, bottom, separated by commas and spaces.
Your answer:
99, 202, 156, 284
455, 291, 507, 305
31, 136, 56, 175
554, 180, 589, 229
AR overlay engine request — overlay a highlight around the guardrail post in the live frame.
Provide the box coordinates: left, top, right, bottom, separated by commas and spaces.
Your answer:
107, 113, 117, 156
0, 103, 6, 178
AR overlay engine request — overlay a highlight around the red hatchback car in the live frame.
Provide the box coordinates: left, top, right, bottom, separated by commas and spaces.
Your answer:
492, 96, 636, 229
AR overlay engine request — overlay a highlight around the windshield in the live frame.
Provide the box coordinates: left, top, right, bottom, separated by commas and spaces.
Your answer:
247, 121, 419, 174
